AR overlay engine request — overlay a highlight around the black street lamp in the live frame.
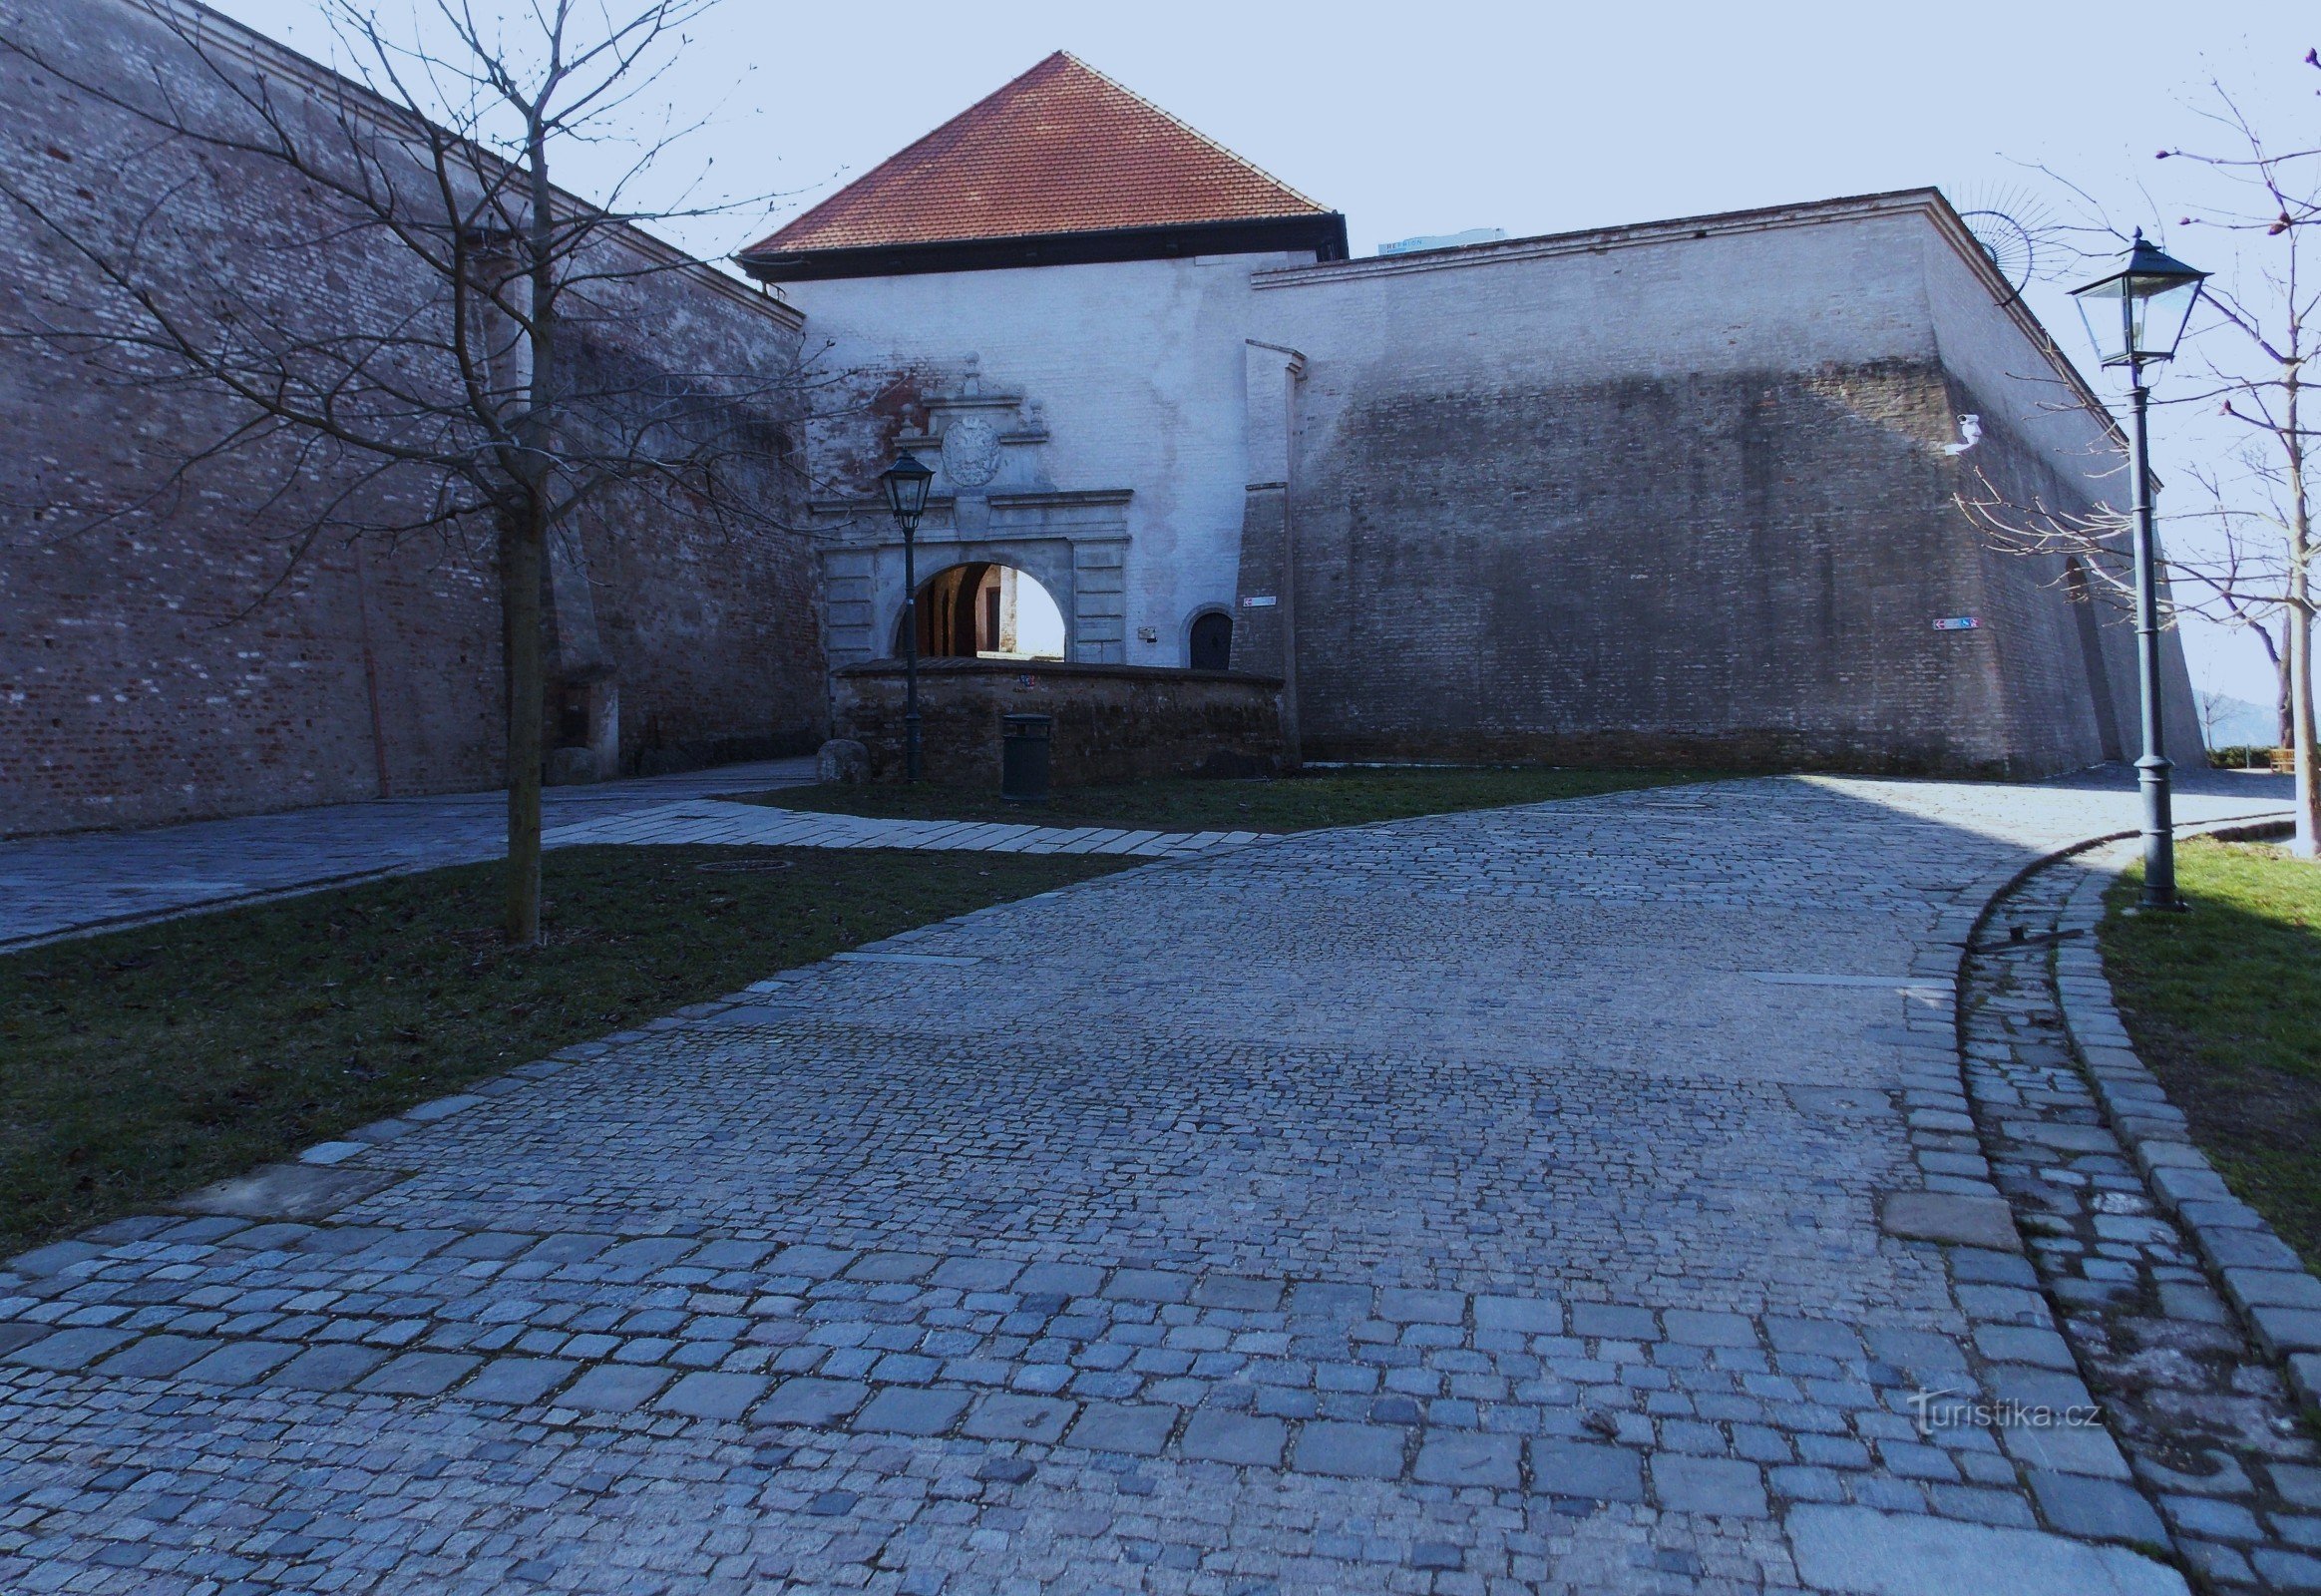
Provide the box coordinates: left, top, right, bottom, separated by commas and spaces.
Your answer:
2070, 230, 2208, 911
880, 451, 936, 783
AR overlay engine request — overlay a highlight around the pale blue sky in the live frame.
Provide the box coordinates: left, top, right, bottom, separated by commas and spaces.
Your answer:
213, 0, 2316, 708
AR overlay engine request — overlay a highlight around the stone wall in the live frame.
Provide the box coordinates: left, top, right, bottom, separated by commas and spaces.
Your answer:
0, 0, 825, 837
831, 659, 1284, 787
1237, 199, 2201, 777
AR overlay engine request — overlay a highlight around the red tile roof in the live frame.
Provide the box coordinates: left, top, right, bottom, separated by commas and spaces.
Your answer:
745, 53, 1330, 256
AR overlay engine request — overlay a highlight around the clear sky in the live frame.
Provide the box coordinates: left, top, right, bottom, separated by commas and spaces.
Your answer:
212, 0, 2317, 711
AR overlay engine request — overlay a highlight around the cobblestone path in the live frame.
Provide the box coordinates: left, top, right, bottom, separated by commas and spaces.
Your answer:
541, 799, 1267, 862
1960, 849, 2321, 1591
0, 776, 2293, 1593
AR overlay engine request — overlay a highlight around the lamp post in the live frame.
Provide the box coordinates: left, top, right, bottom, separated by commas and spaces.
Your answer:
880, 451, 936, 783
2069, 230, 2208, 912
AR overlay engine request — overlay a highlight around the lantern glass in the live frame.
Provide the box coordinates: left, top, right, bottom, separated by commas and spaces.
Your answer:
2069, 232, 2206, 368
880, 452, 935, 526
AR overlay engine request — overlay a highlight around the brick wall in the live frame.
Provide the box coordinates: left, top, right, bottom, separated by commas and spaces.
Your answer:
0, 0, 824, 837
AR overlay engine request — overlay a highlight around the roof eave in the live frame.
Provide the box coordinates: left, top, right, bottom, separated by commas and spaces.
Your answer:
738, 212, 1349, 283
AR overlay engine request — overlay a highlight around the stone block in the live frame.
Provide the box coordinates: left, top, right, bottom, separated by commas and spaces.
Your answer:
1880, 1191, 2021, 1253
1651, 1454, 1766, 1517
756, 1377, 869, 1427
655, 1372, 768, 1421
1291, 1421, 1404, 1478
1064, 1401, 1175, 1455
558, 1365, 672, 1412
1179, 1410, 1287, 1466
1788, 1504, 2189, 1595
267, 1345, 388, 1392
1528, 1439, 1643, 1503
1412, 1431, 1520, 1489
965, 1394, 1076, 1445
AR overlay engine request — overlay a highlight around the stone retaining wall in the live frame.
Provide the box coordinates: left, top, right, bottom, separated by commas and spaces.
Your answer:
831, 659, 1283, 787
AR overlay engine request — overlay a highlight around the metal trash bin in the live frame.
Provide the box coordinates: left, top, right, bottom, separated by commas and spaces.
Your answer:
1000, 713, 1052, 804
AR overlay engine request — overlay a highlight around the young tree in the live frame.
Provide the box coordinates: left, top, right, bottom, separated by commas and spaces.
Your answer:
0, 0, 801, 940
1960, 55, 2321, 856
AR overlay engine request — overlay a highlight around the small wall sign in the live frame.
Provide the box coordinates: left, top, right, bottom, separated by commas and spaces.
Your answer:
1932, 616, 1980, 631
1242, 595, 1278, 607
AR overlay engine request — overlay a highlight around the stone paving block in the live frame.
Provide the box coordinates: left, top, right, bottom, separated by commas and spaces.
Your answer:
1973, 1325, 2076, 1369
756, 1377, 869, 1426
1292, 1421, 1404, 1478
1104, 1269, 1191, 1304
355, 1352, 482, 1396
1180, 1411, 1287, 1467
456, 1357, 578, 1405
1473, 1295, 1559, 1335
845, 1252, 939, 1284
6, 1241, 102, 1278
930, 1257, 1023, 1292
1765, 1317, 1863, 1359
854, 1387, 969, 1436
654, 1372, 767, 1421
2002, 1416, 2132, 1479
1880, 1191, 2022, 1253
559, 1365, 672, 1412
1288, 1283, 1371, 1322
1651, 1453, 1767, 1517
94, 1335, 219, 1379
1529, 1437, 1646, 1502
267, 1344, 389, 1392
1191, 1275, 1282, 1311
1789, 1504, 2190, 1595
1014, 1263, 1105, 1297
1376, 1288, 1462, 1326
178, 1340, 300, 1386
1064, 1401, 1175, 1456
965, 1394, 1077, 1445
4, 1328, 135, 1372
1570, 1304, 1657, 1340
1412, 1431, 1520, 1489
1664, 1310, 1756, 1348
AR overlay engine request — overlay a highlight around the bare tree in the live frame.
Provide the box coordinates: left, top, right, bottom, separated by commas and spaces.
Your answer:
0, 0, 805, 940
1959, 55, 2321, 857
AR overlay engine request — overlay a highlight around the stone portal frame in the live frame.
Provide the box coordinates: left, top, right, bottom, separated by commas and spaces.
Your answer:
819, 489, 1132, 669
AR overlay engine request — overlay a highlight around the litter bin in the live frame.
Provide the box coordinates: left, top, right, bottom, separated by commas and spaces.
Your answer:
1000, 713, 1052, 804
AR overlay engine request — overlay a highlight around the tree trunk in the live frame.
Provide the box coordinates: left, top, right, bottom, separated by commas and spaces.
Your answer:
501, 505, 546, 942
2292, 593, 2319, 858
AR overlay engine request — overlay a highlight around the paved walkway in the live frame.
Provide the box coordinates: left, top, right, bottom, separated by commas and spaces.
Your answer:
0, 763, 1262, 949
0, 775, 2297, 1593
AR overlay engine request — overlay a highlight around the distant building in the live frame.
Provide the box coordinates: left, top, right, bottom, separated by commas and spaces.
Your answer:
1377, 228, 1507, 256
742, 53, 2195, 776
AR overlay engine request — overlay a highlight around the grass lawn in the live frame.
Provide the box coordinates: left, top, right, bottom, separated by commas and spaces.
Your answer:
2101, 837, 2321, 1268
0, 844, 1127, 1256
728, 765, 1726, 835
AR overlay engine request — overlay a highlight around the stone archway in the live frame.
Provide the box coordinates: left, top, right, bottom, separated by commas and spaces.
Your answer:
893, 561, 1067, 659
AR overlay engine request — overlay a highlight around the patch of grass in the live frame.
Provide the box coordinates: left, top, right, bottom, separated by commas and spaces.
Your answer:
2101, 837, 2321, 1268
0, 845, 1127, 1255
728, 765, 1726, 834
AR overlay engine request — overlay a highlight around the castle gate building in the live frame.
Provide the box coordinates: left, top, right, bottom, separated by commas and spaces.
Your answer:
744, 53, 2197, 779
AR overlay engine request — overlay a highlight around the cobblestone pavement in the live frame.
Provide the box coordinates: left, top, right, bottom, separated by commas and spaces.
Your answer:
0, 775, 2294, 1593
0, 760, 816, 949
1961, 848, 2321, 1592
542, 800, 1268, 863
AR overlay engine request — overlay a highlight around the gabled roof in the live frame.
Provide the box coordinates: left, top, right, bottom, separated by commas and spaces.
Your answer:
739, 53, 1346, 281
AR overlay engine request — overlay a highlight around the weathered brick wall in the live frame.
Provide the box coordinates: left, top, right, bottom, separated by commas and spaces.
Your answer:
1236, 204, 2201, 778
832, 659, 1284, 786
0, 0, 822, 837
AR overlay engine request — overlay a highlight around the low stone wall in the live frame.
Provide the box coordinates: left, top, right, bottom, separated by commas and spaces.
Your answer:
831, 659, 1285, 787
